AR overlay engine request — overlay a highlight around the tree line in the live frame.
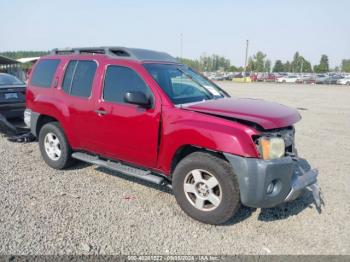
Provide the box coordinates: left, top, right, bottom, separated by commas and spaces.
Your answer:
182, 51, 350, 73
0, 51, 49, 60
1, 50, 350, 73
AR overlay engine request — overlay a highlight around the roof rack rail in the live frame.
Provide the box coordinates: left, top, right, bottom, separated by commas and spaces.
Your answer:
50, 46, 178, 63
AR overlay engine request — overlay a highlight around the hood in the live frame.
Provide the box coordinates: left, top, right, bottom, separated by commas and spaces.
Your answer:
183, 98, 301, 130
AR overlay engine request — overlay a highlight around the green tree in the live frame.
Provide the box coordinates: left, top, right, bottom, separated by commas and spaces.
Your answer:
247, 51, 269, 72
314, 55, 329, 73
228, 65, 238, 72
178, 54, 236, 72
0, 51, 49, 59
284, 61, 291, 72
177, 57, 200, 70
302, 59, 313, 73
273, 60, 284, 72
341, 59, 350, 72
254, 51, 266, 72
264, 59, 271, 73
290, 52, 300, 72
290, 52, 312, 73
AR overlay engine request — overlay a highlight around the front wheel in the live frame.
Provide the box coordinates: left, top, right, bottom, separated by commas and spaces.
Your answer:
172, 152, 240, 225
39, 122, 75, 169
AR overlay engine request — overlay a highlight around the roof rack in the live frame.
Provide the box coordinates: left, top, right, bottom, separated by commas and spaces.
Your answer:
50, 46, 178, 63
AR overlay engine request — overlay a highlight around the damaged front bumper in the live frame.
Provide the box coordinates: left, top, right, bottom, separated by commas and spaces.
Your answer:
224, 153, 321, 209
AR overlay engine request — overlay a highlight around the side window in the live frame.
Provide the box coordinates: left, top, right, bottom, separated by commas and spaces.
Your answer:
103, 66, 151, 104
62, 60, 77, 93
31, 59, 60, 88
61, 60, 97, 98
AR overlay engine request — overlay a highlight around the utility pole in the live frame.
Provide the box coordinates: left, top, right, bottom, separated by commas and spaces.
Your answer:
180, 33, 183, 59
300, 59, 304, 74
244, 40, 249, 82
300, 59, 304, 82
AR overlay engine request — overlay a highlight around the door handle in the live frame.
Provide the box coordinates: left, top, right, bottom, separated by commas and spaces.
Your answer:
95, 109, 107, 115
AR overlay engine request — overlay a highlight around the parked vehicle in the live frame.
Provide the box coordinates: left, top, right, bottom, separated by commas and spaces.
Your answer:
256, 73, 266, 82
0, 73, 26, 119
296, 75, 316, 84
25, 47, 321, 224
337, 76, 350, 85
265, 73, 281, 82
256, 73, 279, 82
315, 74, 328, 84
276, 75, 298, 83
323, 75, 344, 85
208, 74, 225, 81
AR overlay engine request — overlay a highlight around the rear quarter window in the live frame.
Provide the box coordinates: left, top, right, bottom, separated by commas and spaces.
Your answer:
30, 59, 60, 88
61, 60, 97, 98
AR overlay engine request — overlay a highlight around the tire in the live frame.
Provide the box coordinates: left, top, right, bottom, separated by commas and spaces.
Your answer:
39, 122, 74, 170
172, 152, 240, 225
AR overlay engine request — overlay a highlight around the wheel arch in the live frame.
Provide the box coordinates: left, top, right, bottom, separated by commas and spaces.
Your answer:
35, 114, 59, 137
170, 144, 227, 178
32, 113, 75, 148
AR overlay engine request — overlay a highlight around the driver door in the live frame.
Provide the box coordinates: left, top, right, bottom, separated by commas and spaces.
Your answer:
92, 63, 161, 168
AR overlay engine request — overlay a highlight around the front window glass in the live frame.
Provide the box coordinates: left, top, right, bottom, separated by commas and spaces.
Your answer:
103, 66, 152, 104
143, 63, 225, 105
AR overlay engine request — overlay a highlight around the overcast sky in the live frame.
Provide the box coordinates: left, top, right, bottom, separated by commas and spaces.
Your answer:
1, 0, 349, 67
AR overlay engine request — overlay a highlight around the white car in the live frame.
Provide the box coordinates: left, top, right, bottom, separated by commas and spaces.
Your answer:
276, 75, 298, 83
337, 77, 350, 85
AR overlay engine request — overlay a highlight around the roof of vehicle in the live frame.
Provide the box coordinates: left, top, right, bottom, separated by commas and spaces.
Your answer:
50, 46, 178, 63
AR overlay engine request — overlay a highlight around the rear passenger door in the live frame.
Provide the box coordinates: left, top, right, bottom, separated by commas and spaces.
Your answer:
92, 64, 161, 168
58, 59, 98, 150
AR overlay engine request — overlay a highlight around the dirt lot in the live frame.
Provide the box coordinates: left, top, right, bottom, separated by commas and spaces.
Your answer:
0, 83, 349, 255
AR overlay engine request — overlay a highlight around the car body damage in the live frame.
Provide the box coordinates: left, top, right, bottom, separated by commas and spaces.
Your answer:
0, 113, 35, 142
22, 47, 322, 224
182, 97, 301, 130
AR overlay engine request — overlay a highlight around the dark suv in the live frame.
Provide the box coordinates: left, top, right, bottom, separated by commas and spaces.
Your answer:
25, 47, 320, 224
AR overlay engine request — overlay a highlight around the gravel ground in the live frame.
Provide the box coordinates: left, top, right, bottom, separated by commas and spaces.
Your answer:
0, 82, 349, 255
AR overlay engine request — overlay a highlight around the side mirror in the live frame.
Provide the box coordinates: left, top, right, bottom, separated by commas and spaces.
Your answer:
124, 92, 151, 108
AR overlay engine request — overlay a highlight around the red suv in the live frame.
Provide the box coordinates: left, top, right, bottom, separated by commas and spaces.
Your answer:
25, 47, 321, 224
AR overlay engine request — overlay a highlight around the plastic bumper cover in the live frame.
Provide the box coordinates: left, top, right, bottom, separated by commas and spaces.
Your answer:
224, 153, 319, 208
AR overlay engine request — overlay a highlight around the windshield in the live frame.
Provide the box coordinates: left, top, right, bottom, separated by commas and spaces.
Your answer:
143, 63, 226, 105
0, 73, 24, 86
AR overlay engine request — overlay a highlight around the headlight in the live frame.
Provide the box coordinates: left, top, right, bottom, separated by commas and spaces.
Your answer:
258, 137, 285, 160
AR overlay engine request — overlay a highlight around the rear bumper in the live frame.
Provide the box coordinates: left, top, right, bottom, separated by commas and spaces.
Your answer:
24, 109, 40, 136
224, 153, 318, 208
0, 103, 25, 118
